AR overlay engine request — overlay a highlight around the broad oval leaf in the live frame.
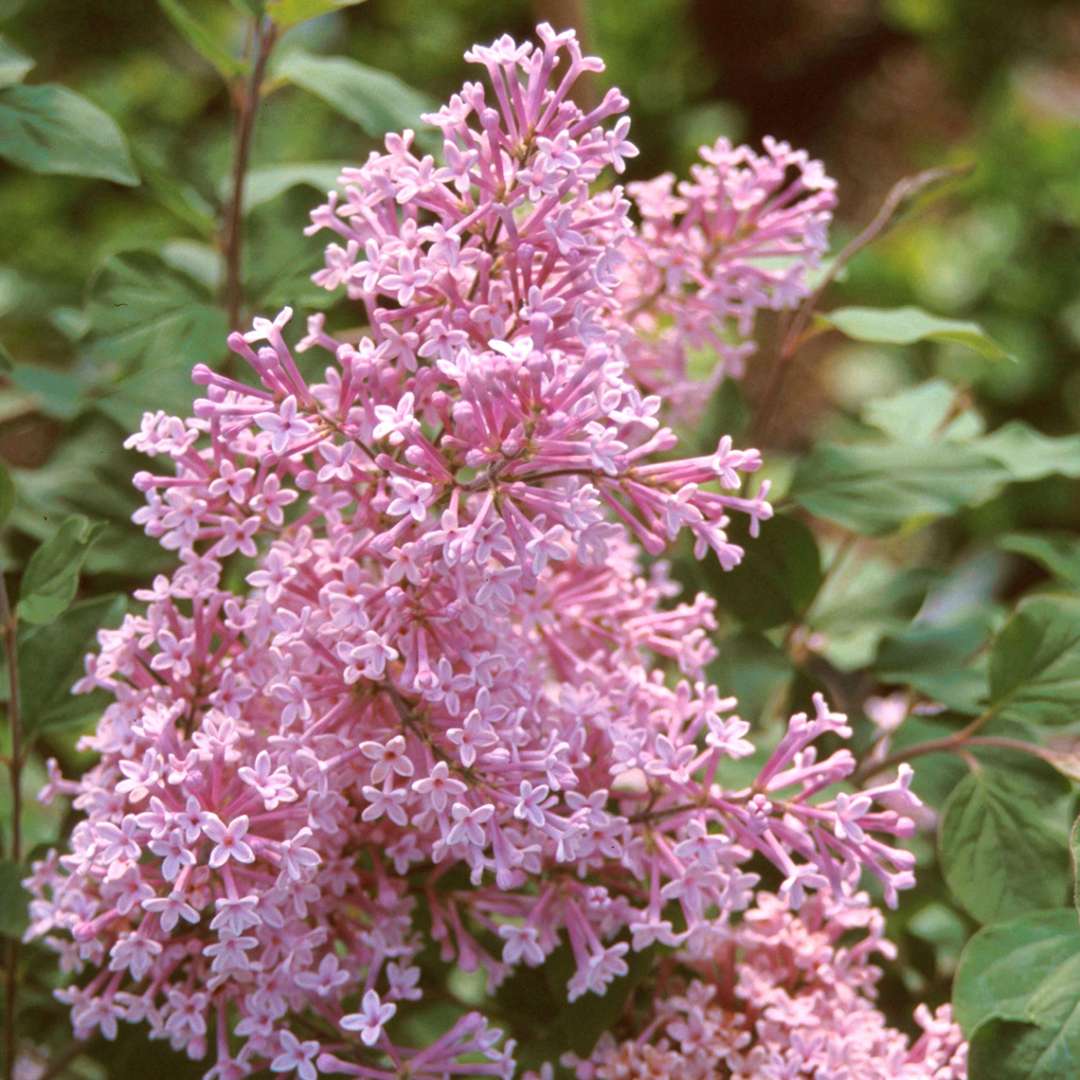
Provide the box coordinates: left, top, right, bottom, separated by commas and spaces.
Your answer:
989, 594, 1080, 727
0, 83, 138, 184
791, 442, 1006, 535
275, 49, 434, 144
955, 909, 1080, 1035
17, 514, 104, 625
817, 305, 1012, 360
938, 765, 1070, 924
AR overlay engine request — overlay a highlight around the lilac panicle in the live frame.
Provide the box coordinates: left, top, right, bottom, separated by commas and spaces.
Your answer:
24, 23, 955, 1080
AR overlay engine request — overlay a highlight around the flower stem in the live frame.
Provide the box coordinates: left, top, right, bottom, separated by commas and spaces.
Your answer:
222, 16, 278, 335
2, 571, 22, 1080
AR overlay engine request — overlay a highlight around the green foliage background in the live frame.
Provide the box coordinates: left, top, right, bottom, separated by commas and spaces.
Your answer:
3, 0, 1080, 1077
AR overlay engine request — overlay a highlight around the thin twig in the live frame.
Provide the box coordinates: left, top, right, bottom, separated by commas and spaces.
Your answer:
853, 705, 992, 785
753, 161, 975, 443
2, 571, 22, 1080
222, 17, 278, 335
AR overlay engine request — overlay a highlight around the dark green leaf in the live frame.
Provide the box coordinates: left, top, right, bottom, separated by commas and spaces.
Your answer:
989, 594, 1080, 727
969, 1018, 1080, 1080
17, 514, 104, 625
19, 593, 125, 736
0, 34, 33, 88
158, 0, 245, 79
817, 305, 1012, 360
0, 83, 138, 184
791, 441, 1005, 535
939, 766, 1070, 924
1000, 532, 1080, 588
275, 49, 434, 144
267, 0, 368, 28
711, 513, 821, 630
0, 860, 29, 937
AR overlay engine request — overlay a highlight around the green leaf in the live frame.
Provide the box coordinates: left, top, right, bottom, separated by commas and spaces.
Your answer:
87, 250, 226, 367
710, 513, 821, 630
955, 911, 1080, 1035
267, 0, 367, 28
0, 83, 138, 184
989, 594, 1080, 727
17, 514, 104, 625
875, 614, 993, 713
275, 49, 434, 143
19, 593, 125, 736
938, 766, 1070, 924
810, 560, 936, 671
817, 305, 1013, 360
0, 860, 29, 937
0, 35, 33, 88
969, 1018, 1080, 1080
240, 161, 342, 211
977, 421, 1080, 482
1000, 532, 1080, 588
9, 363, 85, 420
862, 378, 983, 443
791, 441, 1005, 535
158, 0, 245, 79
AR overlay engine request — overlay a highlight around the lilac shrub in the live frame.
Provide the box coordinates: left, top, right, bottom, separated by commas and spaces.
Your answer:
24, 24, 964, 1079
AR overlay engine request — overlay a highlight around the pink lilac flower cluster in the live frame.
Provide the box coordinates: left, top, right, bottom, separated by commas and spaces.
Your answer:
618, 137, 836, 412
23, 23, 954, 1080
553, 892, 966, 1079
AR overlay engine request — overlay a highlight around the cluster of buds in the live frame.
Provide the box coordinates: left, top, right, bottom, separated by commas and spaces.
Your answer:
24, 23, 954, 1080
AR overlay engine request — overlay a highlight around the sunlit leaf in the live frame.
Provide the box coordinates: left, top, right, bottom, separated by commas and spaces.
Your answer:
0, 34, 33, 88
817, 305, 1012, 360
267, 0, 368, 29
0, 83, 138, 184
